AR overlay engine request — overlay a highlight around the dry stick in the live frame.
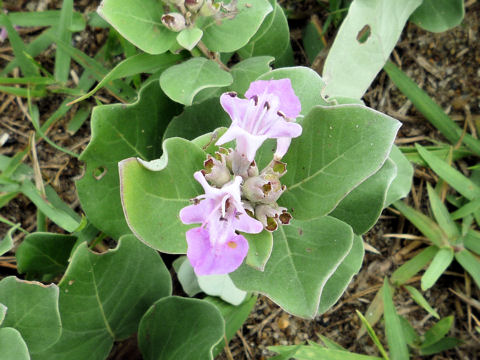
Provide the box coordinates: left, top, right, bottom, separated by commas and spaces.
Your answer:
466, 273, 473, 332
450, 288, 480, 311
223, 335, 234, 360
196, 41, 230, 72
236, 330, 253, 360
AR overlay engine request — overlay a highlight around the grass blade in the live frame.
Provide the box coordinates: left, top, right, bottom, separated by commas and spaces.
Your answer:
455, 249, 480, 287
427, 183, 459, 239
7, 10, 85, 30
404, 285, 440, 319
421, 316, 453, 348
382, 279, 409, 360
356, 310, 389, 359
384, 61, 480, 156
54, 0, 73, 83
391, 246, 438, 285
421, 247, 454, 290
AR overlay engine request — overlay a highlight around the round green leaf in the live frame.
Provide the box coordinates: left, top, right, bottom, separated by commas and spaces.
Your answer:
176, 27, 203, 51
317, 235, 364, 314
199, 0, 273, 52
0, 328, 30, 360
384, 145, 413, 206
231, 216, 353, 318
76, 81, 181, 240
35, 235, 171, 360
0, 277, 61, 353
16, 232, 77, 278
138, 296, 224, 360
119, 138, 206, 253
198, 274, 247, 306
229, 56, 274, 94
160, 58, 233, 106
244, 231, 273, 271
410, 0, 464, 33
280, 104, 401, 220
98, 0, 176, 54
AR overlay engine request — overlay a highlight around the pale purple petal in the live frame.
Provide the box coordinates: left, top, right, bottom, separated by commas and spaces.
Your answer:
264, 120, 302, 139
186, 227, 249, 275
219, 93, 250, 124
233, 212, 263, 233
179, 199, 215, 224
245, 79, 301, 118
274, 138, 292, 159
235, 130, 268, 162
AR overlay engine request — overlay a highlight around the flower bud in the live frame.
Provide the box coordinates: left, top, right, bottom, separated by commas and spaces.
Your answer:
255, 204, 292, 232
161, 13, 186, 32
242, 173, 285, 204
185, 0, 204, 11
202, 154, 231, 187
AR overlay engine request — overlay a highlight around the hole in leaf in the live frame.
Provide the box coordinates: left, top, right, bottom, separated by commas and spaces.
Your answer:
93, 166, 107, 180
356, 24, 371, 44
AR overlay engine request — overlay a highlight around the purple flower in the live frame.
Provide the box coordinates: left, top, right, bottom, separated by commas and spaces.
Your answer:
180, 171, 263, 275
216, 79, 302, 163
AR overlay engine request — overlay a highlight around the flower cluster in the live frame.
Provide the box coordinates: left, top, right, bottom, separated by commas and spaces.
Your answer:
161, 0, 238, 32
180, 79, 302, 275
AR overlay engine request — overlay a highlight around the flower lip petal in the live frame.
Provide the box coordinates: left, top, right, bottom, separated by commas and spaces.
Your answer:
186, 227, 249, 275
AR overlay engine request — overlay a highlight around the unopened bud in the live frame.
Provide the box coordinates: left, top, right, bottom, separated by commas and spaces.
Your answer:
242, 173, 285, 204
161, 13, 186, 32
255, 204, 291, 232
202, 154, 231, 187
185, 0, 204, 11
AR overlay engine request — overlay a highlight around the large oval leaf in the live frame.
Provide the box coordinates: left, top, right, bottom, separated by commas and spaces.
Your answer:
410, 0, 464, 33
119, 138, 206, 253
98, 0, 176, 54
0, 277, 61, 354
160, 58, 233, 106
138, 296, 224, 360
280, 104, 401, 220
231, 216, 353, 318
35, 235, 171, 360
0, 327, 30, 360
76, 81, 181, 240
199, 0, 273, 52
323, 0, 422, 98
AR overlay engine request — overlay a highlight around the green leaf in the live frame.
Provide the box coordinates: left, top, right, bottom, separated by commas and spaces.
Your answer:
410, 0, 464, 33
119, 138, 206, 253
54, 0, 73, 83
0, 328, 30, 360
173, 257, 202, 297
427, 183, 459, 240
70, 52, 183, 105
331, 158, 396, 235
385, 145, 413, 206
256, 67, 327, 116
163, 97, 230, 141
323, 0, 421, 98
463, 229, 480, 255
421, 316, 454, 348
393, 201, 447, 248
35, 235, 171, 360
138, 296, 224, 360
280, 105, 400, 220
420, 337, 461, 356
237, 0, 290, 60
205, 295, 257, 357
0, 277, 61, 353
76, 81, 181, 240
318, 235, 364, 314
399, 315, 420, 346
229, 56, 274, 94
199, 0, 273, 52
385, 62, 480, 156
421, 247, 454, 290
6, 10, 85, 30
355, 310, 389, 360
244, 231, 273, 271
177, 27, 203, 51
317, 336, 346, 351
160, 58, 233, 106
198, 274, 247, 306
271, 345, 383, 360
16, 232, 77, 278
98, 0, 176, 54
455, 249, 480, 288
0, 224, 19, 256
391, 246, 438, 285
451, 199, 480, 221
0, 303, 6, 325
382, 279, 409, 360
231, 216, 353, 318
404, 285, 440, 319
